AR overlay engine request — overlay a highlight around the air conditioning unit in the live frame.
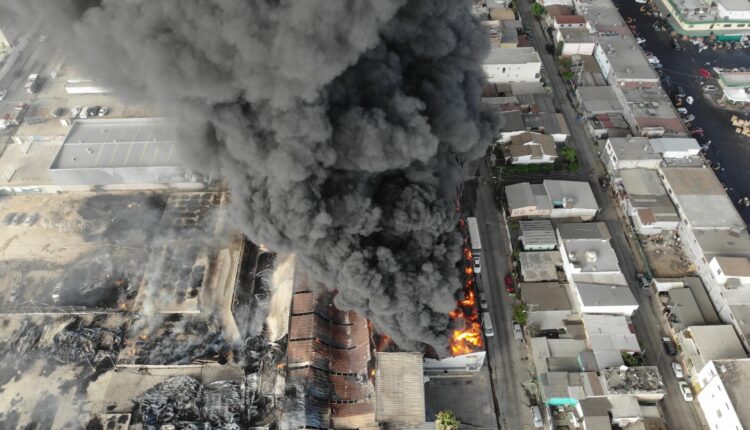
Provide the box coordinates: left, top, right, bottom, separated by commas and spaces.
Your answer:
584, 251, 598, 262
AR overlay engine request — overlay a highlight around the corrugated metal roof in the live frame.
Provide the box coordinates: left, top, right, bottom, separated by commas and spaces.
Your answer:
375, 352, 425, 425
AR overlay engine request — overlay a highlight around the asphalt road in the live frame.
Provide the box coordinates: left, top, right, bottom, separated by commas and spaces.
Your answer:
515, 1, 706, 428
613, 0, 750, 224
468, 161, 530, 430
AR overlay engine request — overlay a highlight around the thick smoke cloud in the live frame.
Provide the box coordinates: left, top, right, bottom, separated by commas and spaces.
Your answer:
11, 0, 498, 352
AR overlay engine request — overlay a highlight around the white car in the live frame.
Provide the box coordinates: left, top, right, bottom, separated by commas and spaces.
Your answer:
79, 106, 89, 119
98, 106, 110, 116
70, 106, 82, 119
704, 85, 719, 92
531, 406, 543, 428
0, 89, 7, 101
678, 381, 694, 402
513, 323, 523, 341
473, 256, 481, 274
672, 361, 684, 379
479, 293, 489, 311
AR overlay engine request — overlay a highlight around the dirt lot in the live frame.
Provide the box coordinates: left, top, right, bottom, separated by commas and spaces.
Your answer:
640, 233, 695, 278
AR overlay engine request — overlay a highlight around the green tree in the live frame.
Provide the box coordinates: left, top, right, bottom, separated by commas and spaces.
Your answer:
559, 147, 577, 164
531, 2, 546, 17
562, 70, 575, 81
513, 303, 528, 325
436, 410, 460, 430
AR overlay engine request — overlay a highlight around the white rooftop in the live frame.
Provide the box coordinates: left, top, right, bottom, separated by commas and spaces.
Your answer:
51, 118, 182, 170
485, 47, 541, 65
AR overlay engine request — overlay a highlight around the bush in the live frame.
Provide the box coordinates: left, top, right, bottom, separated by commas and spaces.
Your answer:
513, 303, 528, 325
531, 2, 546, 17
436, 410, 460, 430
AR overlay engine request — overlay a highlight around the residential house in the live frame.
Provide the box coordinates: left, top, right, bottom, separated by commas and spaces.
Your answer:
505, 132, 558, 164
506, 181, 598, 219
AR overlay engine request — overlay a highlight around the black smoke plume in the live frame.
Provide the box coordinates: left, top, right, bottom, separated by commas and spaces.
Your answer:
10, 0, 499, 352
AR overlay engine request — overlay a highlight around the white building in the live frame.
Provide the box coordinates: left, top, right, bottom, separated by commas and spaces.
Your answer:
483, 47, 542, 84
574, 283, 638, 316
555, 28, 596, 57
695, 359, 750, 430
557, 222, 622, 276
601, 137, 662, 173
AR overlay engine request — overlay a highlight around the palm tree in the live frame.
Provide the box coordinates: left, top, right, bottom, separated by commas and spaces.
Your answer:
436, 410, 461, 430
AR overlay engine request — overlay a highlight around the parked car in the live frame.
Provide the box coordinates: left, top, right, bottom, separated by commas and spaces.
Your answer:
11, 213, 24, 225
531, 406, 543, 428
677, 108, 689, 116
52, 282, 62, 303
88, 106, 101, 117
703, 84, 719, 92
678, 381, 694, 402
637, 274, 650, 288
23, 213, 38, 226
482, 312, 494, 337
682, 114, 696, 123
79, 106, 89, 119
675, 86, 687, 98
513, 323, 523, 341
70, 106, 82, 119
98, 106, 110, 116
672, 361, 684, 379
52, 107, 65, 118
0, 89, 7, 101
473, 256, 481, 274
504, 274, 515, 294
479, 293, 489, 311
663, 337, 677, 356
3, 213, 17, 225
689, 127, 704, 137
698, 68, 712, 78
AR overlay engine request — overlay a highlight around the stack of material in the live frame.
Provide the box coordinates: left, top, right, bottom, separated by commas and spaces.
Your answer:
134, 376, 245, 428
51, 327, 121, 366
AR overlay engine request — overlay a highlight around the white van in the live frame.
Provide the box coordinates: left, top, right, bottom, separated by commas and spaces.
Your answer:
482, 312, 494, 337
531, 406, 543, 428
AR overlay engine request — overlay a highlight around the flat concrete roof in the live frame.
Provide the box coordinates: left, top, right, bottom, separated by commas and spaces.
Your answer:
607, 137, 661, 161
662, 167, 726, 195
51, 118, 182, 170
666, 288, 706, 330
596, 33, 659, 82
685, 325, 747, 362
522, 282, 572, 311
714, 256, 750, 277
693, 228, 750, 259
576, 283, 637, 307
520, 252, 563, 282
620, 169, 666, 196
577, 86, 623, 114
485, 47, 541, 65
680, 194, 744, 229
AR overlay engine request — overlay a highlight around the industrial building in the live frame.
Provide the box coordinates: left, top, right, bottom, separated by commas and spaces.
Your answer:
48, 118, 203, 189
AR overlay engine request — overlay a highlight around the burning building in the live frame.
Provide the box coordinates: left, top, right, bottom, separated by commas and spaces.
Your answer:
283, 269, 376, 429
423, 220, 487, 376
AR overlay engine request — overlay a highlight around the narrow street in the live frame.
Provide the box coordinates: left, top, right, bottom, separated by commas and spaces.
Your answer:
470, 159, 529, 430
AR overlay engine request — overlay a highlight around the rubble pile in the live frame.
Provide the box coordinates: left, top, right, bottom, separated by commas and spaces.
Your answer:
134, 376, 245, 429
134, 318, 229, 365
51, 327, 121, 367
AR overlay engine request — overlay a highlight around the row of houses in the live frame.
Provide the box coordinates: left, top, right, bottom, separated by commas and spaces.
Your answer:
504, 189, 672, 428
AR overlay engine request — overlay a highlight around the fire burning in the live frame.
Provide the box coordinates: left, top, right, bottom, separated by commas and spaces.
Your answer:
448, 234, 485, 356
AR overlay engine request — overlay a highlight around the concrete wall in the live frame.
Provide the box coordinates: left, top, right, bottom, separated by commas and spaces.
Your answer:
483, 61, 542, 84
695, 361, 744, 430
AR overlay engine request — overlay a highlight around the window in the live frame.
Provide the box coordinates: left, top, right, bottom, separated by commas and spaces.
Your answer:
717, 268, 723, 275
717, 409, 723, 418
738, 24, 746, 27
724, 24, 732, 28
